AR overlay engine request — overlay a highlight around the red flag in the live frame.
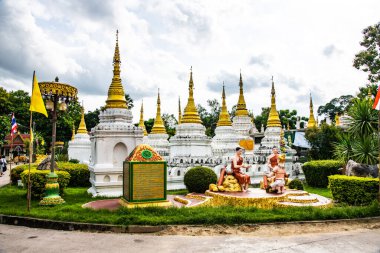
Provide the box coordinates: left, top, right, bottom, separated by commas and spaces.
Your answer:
373, 84, 380, 110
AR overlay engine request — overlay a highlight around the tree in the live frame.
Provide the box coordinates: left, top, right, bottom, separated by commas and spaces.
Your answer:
197, 99, 221, 137
305, 123, 341, 160
357, 84, 379, 100
0, 87, 11, 115
162, 113, 177, 137
333, 98, 379, 164
8, 90, 30, 133
85, 108, 101, 131
279, 109, 298, 129
254, 107, 269, 132
125, 94, 134, 110
0, 115, 10, 146
317, 95, 354, 121
353, 22, 380, 83
144, 118, 154, 133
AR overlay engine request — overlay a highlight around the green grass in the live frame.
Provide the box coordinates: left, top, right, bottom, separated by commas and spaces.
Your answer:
0, 186, 379, 226
304, 185, 333, 198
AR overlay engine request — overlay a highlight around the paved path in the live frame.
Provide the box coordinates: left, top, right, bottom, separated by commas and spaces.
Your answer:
0, 224, 379, 253
0, 164, 11, 187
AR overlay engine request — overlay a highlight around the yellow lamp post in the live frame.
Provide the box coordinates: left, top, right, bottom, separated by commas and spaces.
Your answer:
38, 77, 77, 205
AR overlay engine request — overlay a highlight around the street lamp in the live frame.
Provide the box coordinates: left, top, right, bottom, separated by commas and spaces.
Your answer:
38, 77, 77, 205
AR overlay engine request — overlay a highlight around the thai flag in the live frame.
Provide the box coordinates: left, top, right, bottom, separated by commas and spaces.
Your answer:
373, 85, 380, 110
11, 113, 17, 137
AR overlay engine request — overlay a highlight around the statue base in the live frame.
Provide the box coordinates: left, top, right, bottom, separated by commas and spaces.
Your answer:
119, 198, 172, 208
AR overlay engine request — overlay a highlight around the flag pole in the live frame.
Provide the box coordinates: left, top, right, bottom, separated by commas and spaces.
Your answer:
27, 71, 35, 212
9, 125, 13, 180
378, 107, 380, 202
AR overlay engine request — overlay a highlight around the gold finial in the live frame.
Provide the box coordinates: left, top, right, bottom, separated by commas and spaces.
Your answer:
307, 93, 317, 128
217, 82, 232, 127
267, 77, 282, 127
178, 97, 182, 125
150, 89, 167, 134
138, 100, 148, 136
181, 67, 202, 124
287, 122, 290, 130
335, 112, 340, 126
368, 87, 372, 101
77, 106, 88, 134
235, 71, 249, 116
71, 124, 75, 140
105, 30, 127, 109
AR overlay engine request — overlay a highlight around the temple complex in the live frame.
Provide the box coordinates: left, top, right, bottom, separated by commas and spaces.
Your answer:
146, 90, 170, 158
68, 106, 91, 163
88, 31, 143, 197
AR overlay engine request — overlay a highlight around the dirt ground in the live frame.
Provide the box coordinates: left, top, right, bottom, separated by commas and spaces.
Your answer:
157, 218, 380, 236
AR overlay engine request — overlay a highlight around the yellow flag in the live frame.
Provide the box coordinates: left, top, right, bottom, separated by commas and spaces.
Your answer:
29, 72, 48, 117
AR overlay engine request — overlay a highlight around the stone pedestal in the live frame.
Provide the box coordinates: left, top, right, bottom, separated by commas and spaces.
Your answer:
88, 108, 143, 197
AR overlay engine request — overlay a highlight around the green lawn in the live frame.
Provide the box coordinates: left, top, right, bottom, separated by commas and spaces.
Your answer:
304, 185, 333, 198
0, 185, 379, 226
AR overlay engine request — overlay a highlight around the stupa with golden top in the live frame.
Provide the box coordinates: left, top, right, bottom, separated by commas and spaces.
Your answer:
88, 30, 143, 197
68, 105, 91, 163
211, 84, 241, 158
168, 67, 212, 165
232, 72, 254, 137
146, 89, 170, 158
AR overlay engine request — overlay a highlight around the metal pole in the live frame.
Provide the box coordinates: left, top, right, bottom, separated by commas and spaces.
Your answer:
378, 109, 380, 202
50, 96, 58, 173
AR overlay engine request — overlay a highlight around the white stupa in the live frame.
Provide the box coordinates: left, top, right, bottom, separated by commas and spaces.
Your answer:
232, 72, 253, 138
146, 89, 170, 159
211, 84, 240, 159
88, 31, 143, 197
169, 67, 212, 165
68, 107, 91, 164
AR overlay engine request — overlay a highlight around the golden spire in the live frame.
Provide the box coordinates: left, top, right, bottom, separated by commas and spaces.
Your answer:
71, 124, 75, 140
105, 30, 127, 109
150, 89, 167, 134
138, 100, 148, 136
267, 76, 282, 127
368, 87, 372, 101
181, 67, 202, 124
178, 97, 182, 125
307, 93, 317, 128
335, 112, 340, 126
77, 106, 88, 134
235, 71, 249, 116
217, 83, 232, 127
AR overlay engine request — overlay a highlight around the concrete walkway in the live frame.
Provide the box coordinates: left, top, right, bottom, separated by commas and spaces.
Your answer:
0, 163, 11, 187
0, 224, 379, 253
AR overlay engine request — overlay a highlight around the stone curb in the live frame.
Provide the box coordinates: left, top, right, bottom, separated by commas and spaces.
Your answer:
1, 214, 380, 234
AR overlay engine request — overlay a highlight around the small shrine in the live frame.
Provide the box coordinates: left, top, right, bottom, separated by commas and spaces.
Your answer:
120, 144, 172, 208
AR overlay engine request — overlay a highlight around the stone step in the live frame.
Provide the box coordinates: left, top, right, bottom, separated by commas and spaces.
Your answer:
278, 194, 333, 207
287, 195, 318, 204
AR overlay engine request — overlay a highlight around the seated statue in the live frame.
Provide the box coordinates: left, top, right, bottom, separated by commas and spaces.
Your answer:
260, 153, 289, 191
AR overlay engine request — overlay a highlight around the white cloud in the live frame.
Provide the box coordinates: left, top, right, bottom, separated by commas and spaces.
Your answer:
0, 0, 379, 123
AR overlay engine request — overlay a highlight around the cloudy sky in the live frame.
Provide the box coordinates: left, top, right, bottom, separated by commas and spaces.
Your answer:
0, 0, 379, 123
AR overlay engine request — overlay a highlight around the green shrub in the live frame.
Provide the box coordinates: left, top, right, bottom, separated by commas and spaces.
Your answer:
57, 162, 90, 187
68, 159, 80, 164
302, 160, 343, 187
329, 175, 379, 205
288, 178, 304, 190
20, 170, 70, 199
11, 164, 37, 185
184, 166, 217, 193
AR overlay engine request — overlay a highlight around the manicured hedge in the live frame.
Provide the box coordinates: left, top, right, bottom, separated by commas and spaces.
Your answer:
11, 164, 37, 185
288, 178, 304, 190
12, 162, 90, 187
329, 175, 379, 206
20, 169, 70, 199
184, 166, 217, 193
302, 160, 343, 187
57, 162, 90, 187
